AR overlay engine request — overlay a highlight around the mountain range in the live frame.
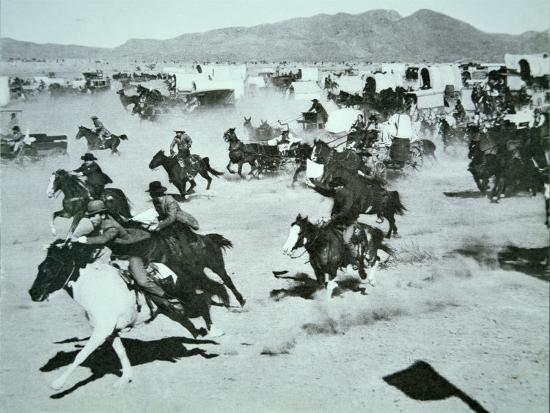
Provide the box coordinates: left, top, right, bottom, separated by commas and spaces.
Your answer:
1, 9, 548, 62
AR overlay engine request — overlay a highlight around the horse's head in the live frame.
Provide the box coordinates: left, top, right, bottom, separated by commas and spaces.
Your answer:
149, 150, 166, 170
75, 125, 88, 140
47, 169, 68, 197
29, 240, 94, 302
116, 89, 124, 96
311, 139, 328, 162
282, 214, 310, 256
223, 128, 237, 143
243, 117, 252, 127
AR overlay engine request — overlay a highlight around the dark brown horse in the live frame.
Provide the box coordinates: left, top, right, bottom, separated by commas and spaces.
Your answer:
223, 128, 276, 177
117, 89, 140, 110
75, 126, 128, 154
148, 150, 223, 197
282, 215, 391, 298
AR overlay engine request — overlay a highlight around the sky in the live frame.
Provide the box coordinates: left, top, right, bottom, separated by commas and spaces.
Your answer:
1, 0, 549, 48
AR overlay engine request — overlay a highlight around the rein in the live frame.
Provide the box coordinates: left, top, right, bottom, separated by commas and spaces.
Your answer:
289, 223, 324, 259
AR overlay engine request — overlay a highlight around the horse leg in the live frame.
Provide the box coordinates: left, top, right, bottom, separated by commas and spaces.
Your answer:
326, 271, 338, 299
197, 169, 213, 190
50, 324, 115, 390
385, 214, 397, 238
366, 259, 379, 286
226, 160, 236, 174
292, 163, 305, 187
186, 180, 196, 195
207, 261, 246, 307
237, 161, 245, 178
111, 335, 133, 387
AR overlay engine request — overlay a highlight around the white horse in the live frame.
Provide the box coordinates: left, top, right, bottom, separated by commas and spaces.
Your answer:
29, 241, 217, 390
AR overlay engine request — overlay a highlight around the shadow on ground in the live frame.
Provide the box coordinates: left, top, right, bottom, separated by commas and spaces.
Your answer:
384, 360, 490, 413
270, 271, 367, 301
452, 244, 549, 282
41, 336, 218, 399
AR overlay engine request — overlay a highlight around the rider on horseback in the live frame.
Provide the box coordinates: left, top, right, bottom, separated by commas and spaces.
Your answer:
170, 130, 195, 173
91, 116, 111, 148
146, 181, 199, 232
74, 200, 199, 332
73, 153, 113, 199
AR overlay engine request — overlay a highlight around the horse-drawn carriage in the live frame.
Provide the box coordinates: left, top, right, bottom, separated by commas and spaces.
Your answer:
297, 111, 325, 130
0, 110, 68, 162
82, 71, 111, 93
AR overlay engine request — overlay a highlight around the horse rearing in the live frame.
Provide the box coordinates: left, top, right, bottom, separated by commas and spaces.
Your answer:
75, 126, 128, 154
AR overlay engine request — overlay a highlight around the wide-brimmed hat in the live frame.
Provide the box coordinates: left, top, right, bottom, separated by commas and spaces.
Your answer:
81, 153, 97, 161
12, 126, 20, 132
311, 99, 319, 102
90, 116, 98, 120
86, 200, 108, 216
173, 130, 185, 133
146, 181, 167, 195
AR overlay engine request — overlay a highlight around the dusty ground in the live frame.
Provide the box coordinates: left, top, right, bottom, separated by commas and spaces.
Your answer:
0, 86, 548, 413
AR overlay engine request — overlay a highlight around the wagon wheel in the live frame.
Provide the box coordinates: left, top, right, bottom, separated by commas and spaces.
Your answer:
404, 147, 423, 173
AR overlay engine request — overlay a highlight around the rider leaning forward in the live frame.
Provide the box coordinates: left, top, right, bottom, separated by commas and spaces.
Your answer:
73, 152, 113, 199
91, 116, 111, 147
73, 197, 205, 336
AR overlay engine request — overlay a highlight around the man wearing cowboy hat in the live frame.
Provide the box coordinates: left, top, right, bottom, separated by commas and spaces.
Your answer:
73, 153, 113, 199
307, 98, 329, 125
74, 200, 203, 333
169, 129, 194, 169
146, 181, 199, 232
91, 116, 111, 147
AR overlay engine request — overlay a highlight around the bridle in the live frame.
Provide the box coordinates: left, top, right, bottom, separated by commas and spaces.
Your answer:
288, 221, 323, 259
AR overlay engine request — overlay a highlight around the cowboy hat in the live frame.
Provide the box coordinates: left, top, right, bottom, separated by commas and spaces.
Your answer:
86, 200, 108, 216
173, 130, 185, 133
90, 116, 98, 120
311, 99, 319, 102
12, 126, 20, 132
146, 181, 167, 195
81, 153, 97, 161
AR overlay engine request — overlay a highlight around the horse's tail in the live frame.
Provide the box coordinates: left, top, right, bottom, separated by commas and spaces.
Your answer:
202, 157, 224, 177
389, 191, 406, 215
378, 243, 394, 256
119, 134, 128, 140
206, 234, 233, 251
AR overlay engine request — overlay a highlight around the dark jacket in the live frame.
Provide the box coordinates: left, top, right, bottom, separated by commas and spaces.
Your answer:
74, 162, 113, 186
308, 102, 329, 122
86, 216, 148, 245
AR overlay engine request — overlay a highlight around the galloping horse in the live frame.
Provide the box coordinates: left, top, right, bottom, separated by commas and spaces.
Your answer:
291, 143, 313, 186
116, 89, 140, 110
282, 215, 391, 298
47, 169, 132, 235
223, 128, 276, 177
148, 150, 223, 197
28, 239, 232, 390
75, 126, 128, 154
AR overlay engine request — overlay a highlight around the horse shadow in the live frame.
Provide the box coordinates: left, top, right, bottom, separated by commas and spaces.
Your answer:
443, 190, 486, 199
41, 336, 219, 399
452, 245, 549, 281
383, 360, 490, 413
270, 272, 367, 301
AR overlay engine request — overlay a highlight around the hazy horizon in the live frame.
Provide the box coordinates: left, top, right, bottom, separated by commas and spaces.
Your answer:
1, 0, 549, 49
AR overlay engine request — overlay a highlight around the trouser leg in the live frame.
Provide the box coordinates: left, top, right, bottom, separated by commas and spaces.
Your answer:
128, 256, 165, 297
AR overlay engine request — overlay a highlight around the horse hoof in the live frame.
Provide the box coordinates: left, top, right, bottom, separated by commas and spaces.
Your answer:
50, 378, 65, 390
206, 326, 225, 338
113, 375, 133, 388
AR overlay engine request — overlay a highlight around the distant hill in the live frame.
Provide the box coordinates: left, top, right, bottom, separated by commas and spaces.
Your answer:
1, 9, 548, 62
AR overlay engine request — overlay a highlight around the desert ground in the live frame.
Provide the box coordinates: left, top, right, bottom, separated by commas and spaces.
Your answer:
0, 80, 548, 413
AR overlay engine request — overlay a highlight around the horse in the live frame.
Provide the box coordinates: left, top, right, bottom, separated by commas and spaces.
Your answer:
75, 126, 128, 154
47, 169, 132, 236
148, 150, 223, 197
223, 128, 272, 177
243, 117, 282, 141
291, 143, 313, 186
28, 239, 228, 390
310, 175, 406, 238
310, 139, 364, 181
116, 89, 140, 110
282, 215, 391, 298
